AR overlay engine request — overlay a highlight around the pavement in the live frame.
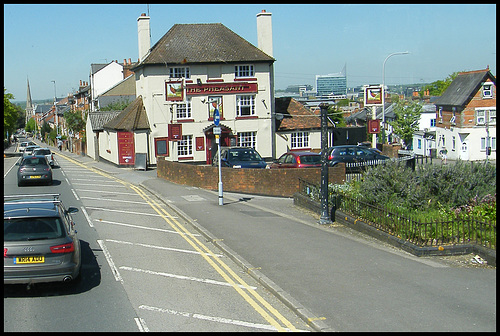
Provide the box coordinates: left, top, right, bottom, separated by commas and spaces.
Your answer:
6, 140, 496, 332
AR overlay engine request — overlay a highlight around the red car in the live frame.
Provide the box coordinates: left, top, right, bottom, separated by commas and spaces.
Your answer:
270, 151, 322, 169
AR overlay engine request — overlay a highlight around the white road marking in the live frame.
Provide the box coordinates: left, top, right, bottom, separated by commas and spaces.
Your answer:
81, 206, 94, 228
134, 317, 150, 332
75, 188, 137, 196
138, 305, 292, 331
120, 266, 255, 289
95, 219, 199, 236
71, 188, 79, 201
107, 239, 220, 257
86, 206, 169, 218
97, 240, 123, 282
80, 196, 146, 205
181, 195, 206, 202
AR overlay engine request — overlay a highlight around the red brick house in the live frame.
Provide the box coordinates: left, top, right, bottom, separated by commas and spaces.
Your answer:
434, 68, 496, 161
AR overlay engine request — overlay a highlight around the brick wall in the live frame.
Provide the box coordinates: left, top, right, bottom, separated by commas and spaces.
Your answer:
157, 157, 346, 197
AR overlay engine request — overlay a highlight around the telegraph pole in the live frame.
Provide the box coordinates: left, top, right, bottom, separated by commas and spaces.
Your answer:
319, 103, 332, 225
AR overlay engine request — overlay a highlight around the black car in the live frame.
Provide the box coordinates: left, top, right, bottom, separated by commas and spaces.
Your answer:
324, 145, 389, 170
4, 194, 81, 286
17, 155, 53, 186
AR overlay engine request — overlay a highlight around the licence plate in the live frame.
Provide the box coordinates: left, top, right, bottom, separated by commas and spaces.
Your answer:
14, 256, 45, 264
29, 175, 42, 179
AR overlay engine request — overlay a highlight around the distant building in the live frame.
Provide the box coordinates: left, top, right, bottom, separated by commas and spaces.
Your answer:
316, 64, 347, 97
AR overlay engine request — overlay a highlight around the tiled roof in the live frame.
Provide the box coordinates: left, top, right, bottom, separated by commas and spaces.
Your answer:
434, 69, 495, 106
88, 111, 122, 131
275, 97, 327, 132
103, 96, 150, 131
134, 23, 274, 68
101, 75, 136, 96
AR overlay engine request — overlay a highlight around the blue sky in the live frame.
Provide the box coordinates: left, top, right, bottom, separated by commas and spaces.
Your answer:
4, 4, 496, 101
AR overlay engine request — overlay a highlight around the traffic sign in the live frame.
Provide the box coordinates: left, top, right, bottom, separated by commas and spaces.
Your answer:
214, 108, 220, 126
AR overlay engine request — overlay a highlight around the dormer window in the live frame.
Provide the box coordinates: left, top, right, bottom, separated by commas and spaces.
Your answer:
482, 83, 493, 99
450, 115, 456, 125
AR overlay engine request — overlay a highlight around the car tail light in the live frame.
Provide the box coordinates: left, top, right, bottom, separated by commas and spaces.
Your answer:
296, 156, 301, 165
50, 242, 74, 254
44, 167, 51, 172
4, 248, 7, 257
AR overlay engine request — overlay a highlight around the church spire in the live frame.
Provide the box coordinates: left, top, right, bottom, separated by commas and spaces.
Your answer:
26, 77, 34, 124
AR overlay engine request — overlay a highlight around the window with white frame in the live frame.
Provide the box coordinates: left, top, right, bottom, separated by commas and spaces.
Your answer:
483, 83, 493, 99
237, 132, 256, 148
438, 107, 443, 123
169, 67, 190, 79
430, 119, 436, 127
452, 136, 456, 151
177, 135, 193, 157
235, 65, 254, 78
236, 95, 255, 116
176, 99, 192, 119
291, 132, 309, 149
489, 109, 496, 124
481, 137, 496, 150
476, 109, 486, 125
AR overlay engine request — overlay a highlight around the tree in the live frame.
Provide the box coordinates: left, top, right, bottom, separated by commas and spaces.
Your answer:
25, 117, 37, 133
327, 105, 347, 128
421, 72, 459, 96
4, 88, 20, 139
388, 100, 422, 149
64, 110, 86, 135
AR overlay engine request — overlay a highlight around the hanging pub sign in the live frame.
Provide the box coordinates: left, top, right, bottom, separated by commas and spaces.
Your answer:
368, 119, 381, 134
364, 85, 383, 106
165, 80, 184, 101
168, 123, 182, 141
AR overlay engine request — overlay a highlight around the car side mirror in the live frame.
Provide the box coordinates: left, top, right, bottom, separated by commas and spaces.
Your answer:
66, 207, 79, 214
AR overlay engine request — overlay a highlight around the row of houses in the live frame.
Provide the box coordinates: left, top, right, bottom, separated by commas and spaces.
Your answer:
28, 10, 496, 167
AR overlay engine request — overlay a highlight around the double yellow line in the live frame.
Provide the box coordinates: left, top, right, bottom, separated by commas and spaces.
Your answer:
61, 155, 298, 331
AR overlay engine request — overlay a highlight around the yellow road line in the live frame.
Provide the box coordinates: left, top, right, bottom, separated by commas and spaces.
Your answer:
59, 155, 298, 331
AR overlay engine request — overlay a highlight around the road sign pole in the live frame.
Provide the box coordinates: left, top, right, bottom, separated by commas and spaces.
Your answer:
214, 108, 223, 206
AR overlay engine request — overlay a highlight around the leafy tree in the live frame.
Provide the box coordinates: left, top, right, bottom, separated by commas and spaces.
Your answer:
100, 100, 130, 111
421, 72, 459, 96
327, 105, 347, 127
4, 89, 20, 139
388, 100, 422, 149
40, 121, 50, 138
25, 117, 37, 133
64, 110, 86, 135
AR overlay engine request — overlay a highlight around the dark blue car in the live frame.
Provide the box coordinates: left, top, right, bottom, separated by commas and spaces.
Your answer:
213, 147, 267, 169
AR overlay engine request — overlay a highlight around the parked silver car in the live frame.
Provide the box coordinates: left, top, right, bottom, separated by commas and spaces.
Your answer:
4, 194, 81, 287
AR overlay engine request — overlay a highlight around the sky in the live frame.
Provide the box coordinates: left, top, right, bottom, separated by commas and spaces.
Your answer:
4, 4, 496, 102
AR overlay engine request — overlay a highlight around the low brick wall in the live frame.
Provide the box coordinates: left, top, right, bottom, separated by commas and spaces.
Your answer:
156, 157, 345, 197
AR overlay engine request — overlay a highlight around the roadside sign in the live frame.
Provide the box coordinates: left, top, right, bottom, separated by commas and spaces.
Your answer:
214, 108, 220, 126
213, 126, 221, 135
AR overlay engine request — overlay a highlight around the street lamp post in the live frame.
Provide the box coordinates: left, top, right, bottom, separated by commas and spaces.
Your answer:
382, 51, 409, 143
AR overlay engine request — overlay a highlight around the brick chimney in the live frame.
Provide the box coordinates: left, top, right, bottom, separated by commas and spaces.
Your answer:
256, 9, 273, 57
137, 13, 151, 63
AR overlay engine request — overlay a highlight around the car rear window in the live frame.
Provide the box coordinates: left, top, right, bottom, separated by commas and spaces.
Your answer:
4, 217, 65, 241
21, 158, 48, 166
230, 149, 262, 161
34, 149, 51, 155
300, 155, 321, 164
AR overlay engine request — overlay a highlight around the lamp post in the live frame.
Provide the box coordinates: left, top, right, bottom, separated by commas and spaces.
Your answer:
382, 51, 409, 143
